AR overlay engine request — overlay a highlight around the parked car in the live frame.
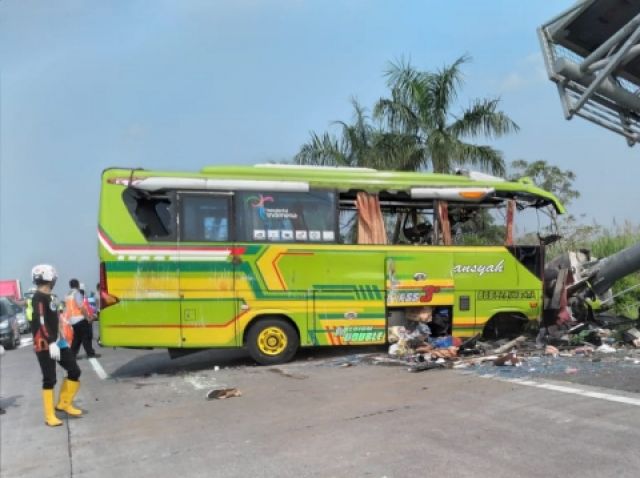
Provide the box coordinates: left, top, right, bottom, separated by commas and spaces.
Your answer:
11, 301, 30, 334
0, 297, 21, 349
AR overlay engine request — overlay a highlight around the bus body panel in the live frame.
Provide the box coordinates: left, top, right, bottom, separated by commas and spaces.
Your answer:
100, 259, 182, 348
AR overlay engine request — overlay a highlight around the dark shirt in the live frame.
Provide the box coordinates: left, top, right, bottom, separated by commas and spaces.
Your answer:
31, 291, 58, 344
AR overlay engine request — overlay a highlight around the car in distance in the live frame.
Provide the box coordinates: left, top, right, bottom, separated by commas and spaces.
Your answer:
7, 299, 29, 333
0, 297, 21, 349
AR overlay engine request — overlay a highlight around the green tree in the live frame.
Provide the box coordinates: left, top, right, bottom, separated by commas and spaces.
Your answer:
509, 159, 579, 207
294, 99, 421, 170
374, 56, 519, 174
509, 159, 582, 247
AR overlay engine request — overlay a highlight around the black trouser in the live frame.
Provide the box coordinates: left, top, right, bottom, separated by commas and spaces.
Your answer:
71, 319, 96, 356
36, 348, 81, 390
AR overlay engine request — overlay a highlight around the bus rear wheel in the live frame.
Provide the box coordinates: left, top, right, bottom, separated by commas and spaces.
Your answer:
247, 318, 299, 365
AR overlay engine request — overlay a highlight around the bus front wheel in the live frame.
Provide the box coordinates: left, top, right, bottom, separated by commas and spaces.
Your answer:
246, 318, 299, 365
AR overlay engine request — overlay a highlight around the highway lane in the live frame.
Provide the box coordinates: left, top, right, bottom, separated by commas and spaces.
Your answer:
2, 338, 640, 478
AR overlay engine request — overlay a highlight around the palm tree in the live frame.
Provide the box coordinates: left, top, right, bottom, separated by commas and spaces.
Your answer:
294, 99, 421, 170
374, 56, 518, 175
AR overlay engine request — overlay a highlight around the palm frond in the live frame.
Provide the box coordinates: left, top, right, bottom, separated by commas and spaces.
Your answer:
294, 132, 347, 166
428, 55, 469, 129
448, 98, 519, 139
445, 139, 506, 176
373, 97, 420, 133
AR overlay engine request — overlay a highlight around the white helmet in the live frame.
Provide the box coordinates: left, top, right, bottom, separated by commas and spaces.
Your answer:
31, 264, 58, 284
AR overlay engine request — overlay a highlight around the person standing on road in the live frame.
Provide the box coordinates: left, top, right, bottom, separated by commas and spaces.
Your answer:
80, 284, 98, 353
31, 264, 82, 427
67, 279, 100, 359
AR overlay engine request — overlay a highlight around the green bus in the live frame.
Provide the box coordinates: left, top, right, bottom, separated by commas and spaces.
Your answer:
98, 164, 564, 364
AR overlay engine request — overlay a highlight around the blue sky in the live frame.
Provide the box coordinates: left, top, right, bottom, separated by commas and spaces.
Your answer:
1, 0, 639, 292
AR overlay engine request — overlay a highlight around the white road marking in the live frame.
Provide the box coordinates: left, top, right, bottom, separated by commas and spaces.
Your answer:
19, 337, 33, 348
478, 374, 640, 407
89, 357, 110, 380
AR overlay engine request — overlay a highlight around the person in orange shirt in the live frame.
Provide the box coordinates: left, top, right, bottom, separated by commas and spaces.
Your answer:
66, 279, 100, 359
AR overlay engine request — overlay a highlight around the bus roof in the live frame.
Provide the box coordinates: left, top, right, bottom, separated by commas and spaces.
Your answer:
103, 165, 566, 214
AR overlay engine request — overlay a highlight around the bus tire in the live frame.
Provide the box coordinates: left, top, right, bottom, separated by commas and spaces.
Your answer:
246, 318, 299, 365
482, 312, 527, 340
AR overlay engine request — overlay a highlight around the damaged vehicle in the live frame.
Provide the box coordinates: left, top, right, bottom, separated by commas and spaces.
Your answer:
98, 165, 565, 364
539, 241, 640, 347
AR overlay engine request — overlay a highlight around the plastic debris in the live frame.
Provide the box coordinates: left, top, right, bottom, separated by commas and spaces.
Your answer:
432, 336, 453, 349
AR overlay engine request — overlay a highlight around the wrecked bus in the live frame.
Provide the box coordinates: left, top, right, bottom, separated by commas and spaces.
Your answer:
98, 165, 564, 364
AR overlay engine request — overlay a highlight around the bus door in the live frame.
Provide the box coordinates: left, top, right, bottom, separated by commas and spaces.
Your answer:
385, 250, 459, 335
177, 192, 238, 347
311, 250, 387, 346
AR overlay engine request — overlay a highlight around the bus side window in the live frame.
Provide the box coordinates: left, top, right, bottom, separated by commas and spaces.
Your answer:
235, 191, 336, 243
123, 189, 175, 241
180, 195, 230, 242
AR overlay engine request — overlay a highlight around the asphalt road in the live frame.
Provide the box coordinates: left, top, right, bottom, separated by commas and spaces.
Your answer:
3, 334, 640, 478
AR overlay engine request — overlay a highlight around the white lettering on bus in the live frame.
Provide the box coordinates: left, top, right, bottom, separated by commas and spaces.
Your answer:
452, 260, 505, 276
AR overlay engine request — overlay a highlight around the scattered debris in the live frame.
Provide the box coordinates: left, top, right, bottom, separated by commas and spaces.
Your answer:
596, 344, 617, 354
573, 345, 594, 356
381, 290, 640, 379
545, 345, 560, 357
493, 336, 526, 354
268, 368, 308, 380
408, 361, 446, 373
206, 388, 242, 400
493, 352, 521, 367
623, 328, 640, 347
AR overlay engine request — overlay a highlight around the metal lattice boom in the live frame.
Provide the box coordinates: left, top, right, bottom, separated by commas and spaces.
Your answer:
539, 0, 640, 146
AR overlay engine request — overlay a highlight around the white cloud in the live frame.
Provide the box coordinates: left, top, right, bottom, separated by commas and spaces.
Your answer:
499, 52, 549, 92
500, 72, 527, 92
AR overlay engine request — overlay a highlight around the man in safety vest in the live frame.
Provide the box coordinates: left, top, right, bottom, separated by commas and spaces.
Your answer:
66, 279, 100, 359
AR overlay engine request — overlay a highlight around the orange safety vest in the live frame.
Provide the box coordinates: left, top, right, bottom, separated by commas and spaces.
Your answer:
65, 291, 84, 319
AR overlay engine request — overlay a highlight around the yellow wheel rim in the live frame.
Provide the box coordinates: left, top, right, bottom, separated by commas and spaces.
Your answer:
257, 326, 288, 356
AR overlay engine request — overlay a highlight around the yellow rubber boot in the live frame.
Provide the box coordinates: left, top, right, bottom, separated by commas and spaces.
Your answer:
55, 379, 82, 416
42, 390, 63, 427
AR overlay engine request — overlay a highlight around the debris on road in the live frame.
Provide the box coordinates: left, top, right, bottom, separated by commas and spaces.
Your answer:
375, 307, 640, 378
493, 336, 526, 354
206, 388, 242, 400
408, 361, 446, 373
493, 352, 521, 367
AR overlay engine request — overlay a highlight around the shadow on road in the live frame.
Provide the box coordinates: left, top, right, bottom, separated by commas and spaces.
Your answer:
0, 395, 23, 411
111, 344, 388, 378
